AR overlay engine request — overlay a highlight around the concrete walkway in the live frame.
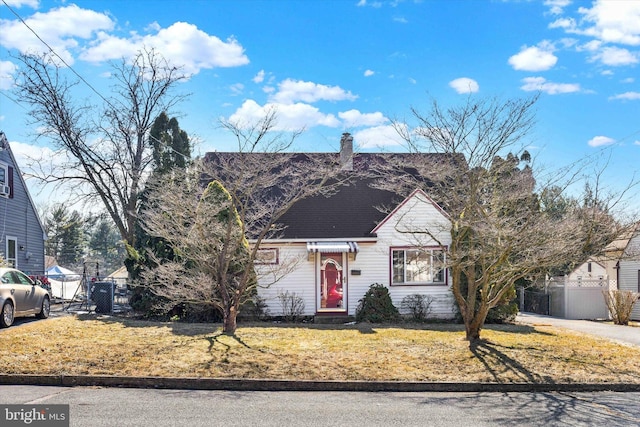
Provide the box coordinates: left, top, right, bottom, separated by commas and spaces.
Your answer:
516, 312, 640, 348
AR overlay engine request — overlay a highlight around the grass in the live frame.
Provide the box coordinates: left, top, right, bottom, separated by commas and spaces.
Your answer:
2, 314, 640, 384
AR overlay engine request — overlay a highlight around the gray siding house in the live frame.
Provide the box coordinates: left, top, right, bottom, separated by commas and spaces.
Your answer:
0, 132, 46, 275
618, 226, 640, 321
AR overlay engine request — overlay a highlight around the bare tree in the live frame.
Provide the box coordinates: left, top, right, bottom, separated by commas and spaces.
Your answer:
139, 110, 350, 334
13, 48, 188, 248
388, 95, 633, 342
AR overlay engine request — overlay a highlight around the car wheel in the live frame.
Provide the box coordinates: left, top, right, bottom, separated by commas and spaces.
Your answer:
36, 296, 50, 319
1, 302, 14, 328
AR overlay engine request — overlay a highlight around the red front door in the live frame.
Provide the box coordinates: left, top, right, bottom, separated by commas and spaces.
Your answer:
319, 253, 345, 311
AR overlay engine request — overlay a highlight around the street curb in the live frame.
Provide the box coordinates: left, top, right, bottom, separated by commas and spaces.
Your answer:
1, 375, 640, 392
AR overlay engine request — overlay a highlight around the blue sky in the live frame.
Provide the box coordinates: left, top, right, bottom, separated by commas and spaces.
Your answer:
1, 0, 639, 210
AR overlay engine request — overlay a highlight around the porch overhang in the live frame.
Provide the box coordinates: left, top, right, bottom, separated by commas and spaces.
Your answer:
306, 241, 359, 260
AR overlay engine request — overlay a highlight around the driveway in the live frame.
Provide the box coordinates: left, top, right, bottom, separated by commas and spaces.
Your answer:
516, 312, 640, 348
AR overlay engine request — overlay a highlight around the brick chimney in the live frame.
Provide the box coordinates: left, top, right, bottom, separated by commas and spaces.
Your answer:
340, 132, 353, 171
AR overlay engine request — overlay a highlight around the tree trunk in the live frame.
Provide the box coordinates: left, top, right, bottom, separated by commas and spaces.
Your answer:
465, 305, 490, 343
465, 320, 482, 342
222, 305, 238, 335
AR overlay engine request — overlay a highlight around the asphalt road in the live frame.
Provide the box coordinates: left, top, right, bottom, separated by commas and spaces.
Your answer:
2, 386, 640, 427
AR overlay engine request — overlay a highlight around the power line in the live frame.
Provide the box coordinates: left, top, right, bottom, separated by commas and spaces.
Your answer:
1, 0, 116, 110
3, 1, 193, 163
0, 91, 29, 111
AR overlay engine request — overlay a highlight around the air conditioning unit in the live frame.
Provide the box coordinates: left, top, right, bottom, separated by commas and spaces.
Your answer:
0, 185, 9, 196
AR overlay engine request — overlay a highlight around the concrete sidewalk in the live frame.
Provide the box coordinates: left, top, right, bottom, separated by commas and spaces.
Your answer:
516, 312, 640, 348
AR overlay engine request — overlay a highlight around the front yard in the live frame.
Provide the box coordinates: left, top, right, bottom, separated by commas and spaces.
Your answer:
2, 315, 640, 383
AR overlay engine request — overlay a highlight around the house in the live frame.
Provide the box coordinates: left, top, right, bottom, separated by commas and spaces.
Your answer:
206, 133, 456, 319
567, 258, 609, 286
617, 225, 640, 321
546, 257, 611, 320
0, 132, 46, 275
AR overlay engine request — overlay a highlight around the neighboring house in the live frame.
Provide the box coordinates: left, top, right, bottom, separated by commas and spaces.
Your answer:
618, 225, 640, 321
601, 230, 634, 288
567, 258, 608, 286
0, 132, 46, 275
207, 133, 456, 319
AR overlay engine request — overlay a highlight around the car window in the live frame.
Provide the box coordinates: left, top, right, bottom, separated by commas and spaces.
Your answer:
0, 273, 10, 284
13, 271, 34, 285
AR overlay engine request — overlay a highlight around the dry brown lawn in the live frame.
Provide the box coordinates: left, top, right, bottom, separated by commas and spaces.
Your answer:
2, 314, 639, 383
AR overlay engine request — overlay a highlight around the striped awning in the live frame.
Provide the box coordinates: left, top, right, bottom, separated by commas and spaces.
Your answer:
306, 241, 359, 253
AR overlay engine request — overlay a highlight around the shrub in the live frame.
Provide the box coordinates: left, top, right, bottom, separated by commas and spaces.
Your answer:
356, 283, 400, 323
400, 294, 433, 322
486, 284, 519, 324
278, 291, 305, 322
603, 290, 640, 325
240, 295, 270, 321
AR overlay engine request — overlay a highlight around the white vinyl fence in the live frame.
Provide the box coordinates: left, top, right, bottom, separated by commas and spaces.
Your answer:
546, 278, 613, 320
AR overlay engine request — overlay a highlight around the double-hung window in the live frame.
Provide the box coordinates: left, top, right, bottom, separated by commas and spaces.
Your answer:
0, 162, 9, 198
392, 247, 446, 285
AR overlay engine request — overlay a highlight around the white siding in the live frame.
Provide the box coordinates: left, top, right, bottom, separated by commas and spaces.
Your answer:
255, 190, 456, 319
254, 243, 315, 316
618, 232, 640, 321
373, 190, 455, 318
567, 260, 607, 282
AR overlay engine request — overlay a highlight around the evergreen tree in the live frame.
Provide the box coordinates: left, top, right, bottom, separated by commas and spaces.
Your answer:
87, 214, 125, 273
44, 205, 85, 267
127, 113, 191, 315
149, 112, 191, 175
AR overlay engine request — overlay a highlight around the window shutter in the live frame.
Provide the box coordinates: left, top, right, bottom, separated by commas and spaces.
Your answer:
8, 166, 13, 198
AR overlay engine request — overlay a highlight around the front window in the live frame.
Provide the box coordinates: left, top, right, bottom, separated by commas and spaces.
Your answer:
392, 248, 445, 285
6, 237, 17, 268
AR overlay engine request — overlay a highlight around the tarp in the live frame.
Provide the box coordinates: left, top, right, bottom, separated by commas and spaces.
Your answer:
46, 265, 81, 281
49, 278, 83, 300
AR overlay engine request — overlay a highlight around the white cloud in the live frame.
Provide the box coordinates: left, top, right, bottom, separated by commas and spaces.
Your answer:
10, 140, 55, 163
544, 0, 571, 15
338, 110, 388, 128
393, 17, 408, 24
228, 99, 340, 131
0, 5, 114, 66
590, 46, 638, 66
634, 140, 640, 146
270, 79, 357, 104
364, 69, 375, 77
356, 0, 383, 8
621, 77, 635, 83
449, 77, 479, 94
549, 17, 576, 30
80, 22, 249, 75
229, 83, 244, 95
520, 77, 581, 94
579, 40, 602, 52
608, 92, 640, 101
578, 0, 640, 46
9, 140, 68, 182
3, 0, 40, 8
353, 125, 405, 148
253, 70, 265, 83
508, 41, 558, 71
145, 22, 161, 33
0, 60, 17, 90
587, 135, 615, 147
